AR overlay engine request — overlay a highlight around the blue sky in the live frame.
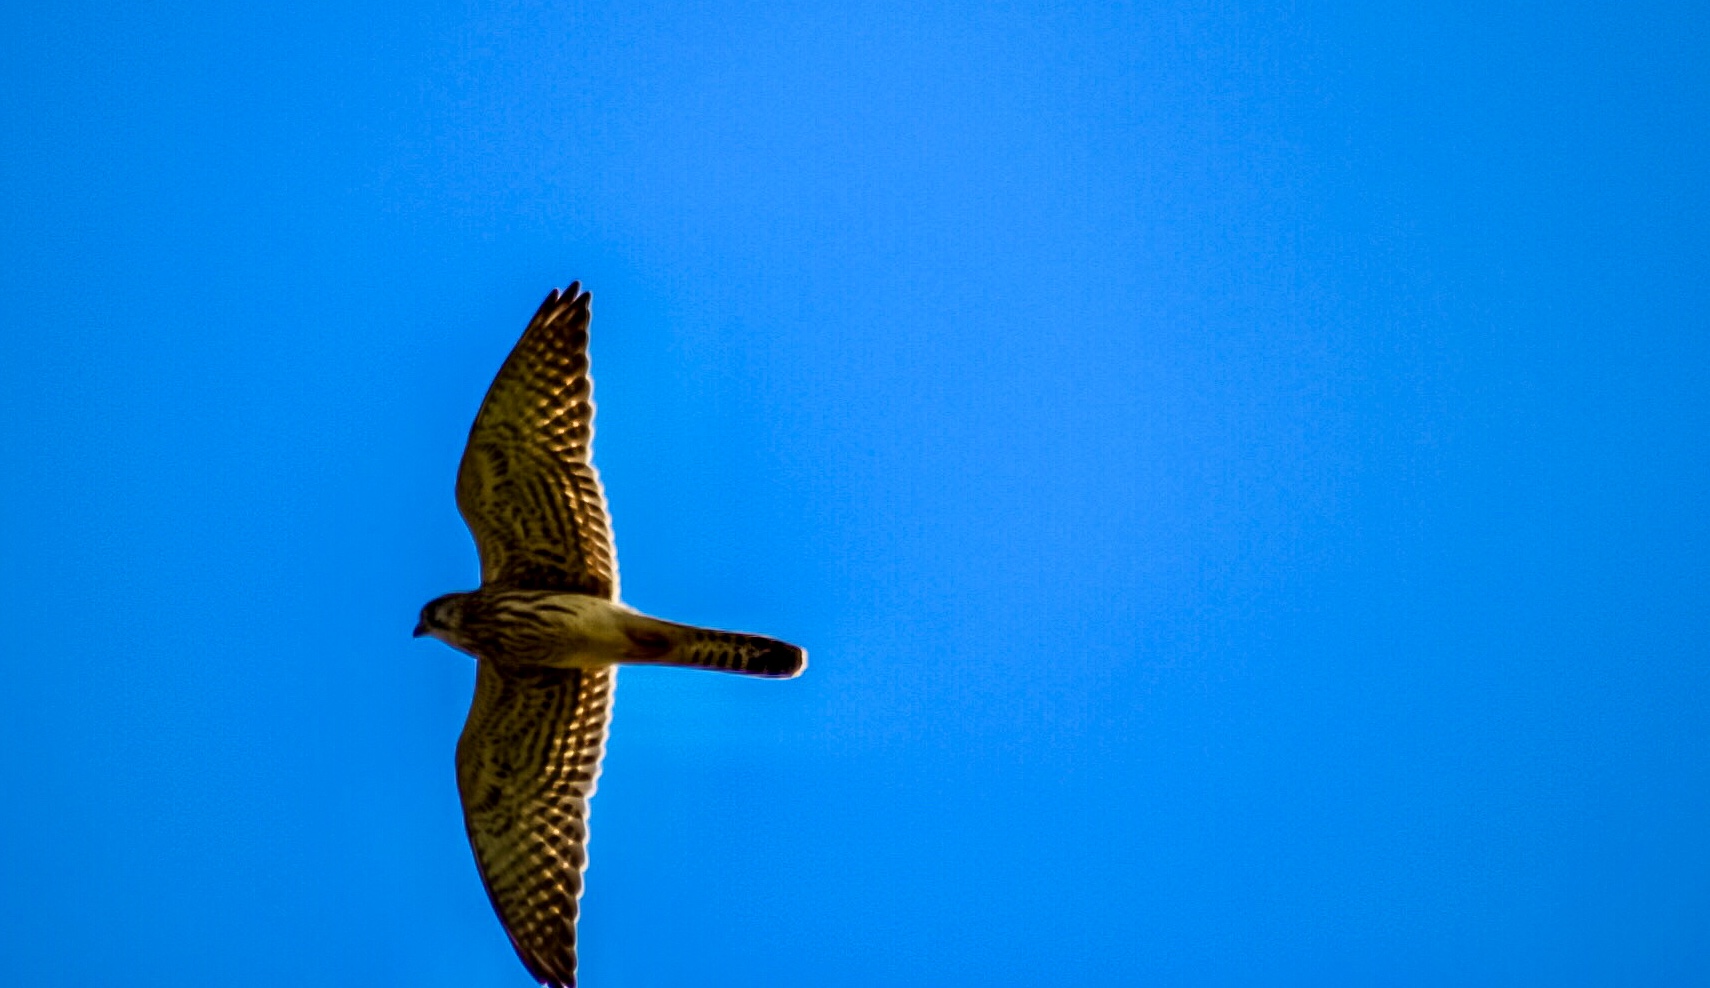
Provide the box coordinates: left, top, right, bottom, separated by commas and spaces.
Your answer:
2, 2, 1707, 985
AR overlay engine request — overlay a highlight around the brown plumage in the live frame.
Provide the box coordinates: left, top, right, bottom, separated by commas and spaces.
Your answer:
456, 285, 618, 599
417, 283, 804, 988
457, 663, 612, 986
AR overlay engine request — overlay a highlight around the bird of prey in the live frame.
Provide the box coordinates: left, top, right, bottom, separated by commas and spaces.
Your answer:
415, 283, 805, 988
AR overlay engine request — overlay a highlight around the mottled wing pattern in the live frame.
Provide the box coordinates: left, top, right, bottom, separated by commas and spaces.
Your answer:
457, 284, 619, 599
456, 662, 617, 988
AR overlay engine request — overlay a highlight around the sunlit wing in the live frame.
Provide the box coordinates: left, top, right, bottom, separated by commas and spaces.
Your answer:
456, 284, 619, 598
456, 662, 616, 988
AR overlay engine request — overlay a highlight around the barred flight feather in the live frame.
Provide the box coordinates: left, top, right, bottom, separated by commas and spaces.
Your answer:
457, 663, 615, 988
457, 285, 619, 600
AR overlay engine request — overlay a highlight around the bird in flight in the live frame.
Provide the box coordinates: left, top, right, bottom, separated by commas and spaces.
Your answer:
415, 283, 805, 988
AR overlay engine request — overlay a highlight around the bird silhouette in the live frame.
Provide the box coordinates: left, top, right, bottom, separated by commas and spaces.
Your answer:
416, 283, 804, 987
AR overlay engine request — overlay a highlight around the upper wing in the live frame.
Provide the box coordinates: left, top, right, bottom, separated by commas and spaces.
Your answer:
456, 662, 617, 988
457, 284, 619, 598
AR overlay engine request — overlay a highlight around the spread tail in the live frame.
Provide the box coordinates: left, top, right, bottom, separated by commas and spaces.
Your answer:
622, 617, 806, 679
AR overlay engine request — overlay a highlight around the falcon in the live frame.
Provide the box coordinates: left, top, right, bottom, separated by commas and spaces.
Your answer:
414, 283, 805, 988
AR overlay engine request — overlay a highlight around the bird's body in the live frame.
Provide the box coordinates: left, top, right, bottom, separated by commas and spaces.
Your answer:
415, 283, 803, 988
423, 588, 806, 678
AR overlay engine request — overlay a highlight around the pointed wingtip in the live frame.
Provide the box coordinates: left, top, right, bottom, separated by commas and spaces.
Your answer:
539, 282, 588, 313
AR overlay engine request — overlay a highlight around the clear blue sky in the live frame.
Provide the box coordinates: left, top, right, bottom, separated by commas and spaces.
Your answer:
3, 2, 1706, 985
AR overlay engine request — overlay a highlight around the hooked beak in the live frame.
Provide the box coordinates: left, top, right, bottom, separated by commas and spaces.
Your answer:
412, 618, 428, 638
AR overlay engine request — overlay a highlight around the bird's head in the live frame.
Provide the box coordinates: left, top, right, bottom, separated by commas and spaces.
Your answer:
415, 592, 475, 649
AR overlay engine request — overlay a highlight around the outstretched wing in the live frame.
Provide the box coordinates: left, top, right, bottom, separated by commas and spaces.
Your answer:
457, 284, 619, 599
456, 662, 617, 988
